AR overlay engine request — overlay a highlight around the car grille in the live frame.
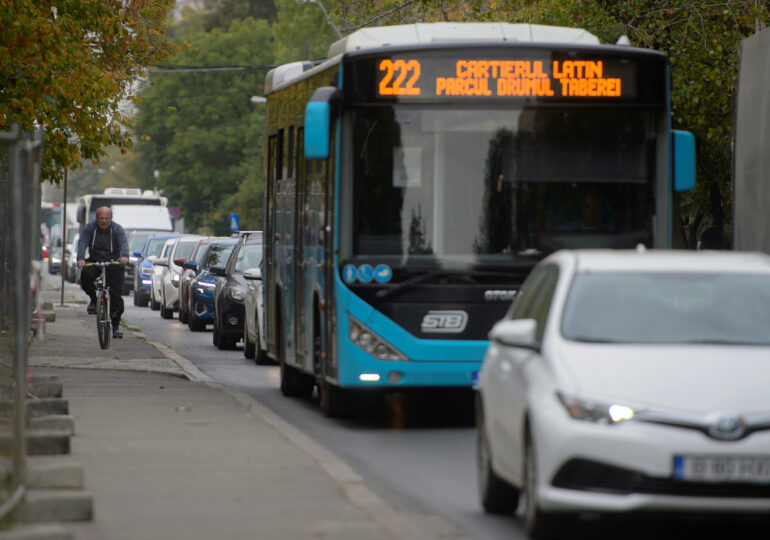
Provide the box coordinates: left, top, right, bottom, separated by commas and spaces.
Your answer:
552, 458, 770, 498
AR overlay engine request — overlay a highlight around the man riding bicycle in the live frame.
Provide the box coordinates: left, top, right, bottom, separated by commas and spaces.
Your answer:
77, 206, 129, 339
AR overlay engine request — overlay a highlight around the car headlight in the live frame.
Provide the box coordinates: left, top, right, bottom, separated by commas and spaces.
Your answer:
228, 286, 245, 301
140, 267, 151, 276
171, 273, 180, 287
556, 392, 636, 424
348, 316, 407, 361
196, 281, 216, 294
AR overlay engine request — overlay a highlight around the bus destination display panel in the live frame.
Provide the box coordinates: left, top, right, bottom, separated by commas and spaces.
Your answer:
348, 49, 666, 103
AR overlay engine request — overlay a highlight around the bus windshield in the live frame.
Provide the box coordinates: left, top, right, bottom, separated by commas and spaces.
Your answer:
345, 105, 656, 267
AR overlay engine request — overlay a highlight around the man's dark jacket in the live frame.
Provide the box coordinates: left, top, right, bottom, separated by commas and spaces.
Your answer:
76, 221, 129, 262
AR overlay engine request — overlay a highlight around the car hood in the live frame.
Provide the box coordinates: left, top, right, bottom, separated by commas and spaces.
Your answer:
553, 342, 770, 415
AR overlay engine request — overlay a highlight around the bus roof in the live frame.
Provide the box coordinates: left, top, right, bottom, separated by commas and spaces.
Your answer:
266, 22, 601, 94
328, 23, 599, 58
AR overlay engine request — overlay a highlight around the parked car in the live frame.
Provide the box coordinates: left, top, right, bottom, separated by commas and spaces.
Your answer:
243, 263, 268, 364
133, 234, 180, 307
187, 239, 238, 331
156, 235, 202, 319
47, 234, 63, 274
150, 237, 178, 311
211, 232, 262, 349
124, 229, 175, 295
476, 249, 770, 537
65, 232, 80, 283
178, 236, 230, 324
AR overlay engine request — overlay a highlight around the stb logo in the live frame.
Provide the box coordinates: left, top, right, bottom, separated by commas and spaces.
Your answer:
421, 310, 469, 334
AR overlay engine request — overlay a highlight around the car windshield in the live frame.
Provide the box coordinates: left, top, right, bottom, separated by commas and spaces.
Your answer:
561, 272, 770, 345
175, 240, 198, 260
146, 238, 170, 258
129, 234, 150, 252
202, 244, 235, 268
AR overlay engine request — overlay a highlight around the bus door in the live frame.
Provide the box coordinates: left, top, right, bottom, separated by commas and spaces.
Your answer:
265, 134, 278, 359
291, 126, 310, 367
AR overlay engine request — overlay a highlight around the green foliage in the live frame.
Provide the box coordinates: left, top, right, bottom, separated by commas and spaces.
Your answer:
0, 0, 175, 184
129, 16, 273, 233
273, 0, 340, 62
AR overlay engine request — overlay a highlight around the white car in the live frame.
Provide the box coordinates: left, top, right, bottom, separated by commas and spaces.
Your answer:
477, 248, 770, 538
157, 235, 202, 319
150, 238, 176, 312
243, 266, 268, 364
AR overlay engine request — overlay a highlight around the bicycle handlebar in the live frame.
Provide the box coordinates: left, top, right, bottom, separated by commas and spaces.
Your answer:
84, 261, 124, 267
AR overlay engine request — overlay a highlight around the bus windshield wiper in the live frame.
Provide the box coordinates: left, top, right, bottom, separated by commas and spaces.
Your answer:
376, 269, 444, 301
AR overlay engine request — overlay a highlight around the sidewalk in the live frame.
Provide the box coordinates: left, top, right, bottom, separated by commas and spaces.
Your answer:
25, 276, 458, 540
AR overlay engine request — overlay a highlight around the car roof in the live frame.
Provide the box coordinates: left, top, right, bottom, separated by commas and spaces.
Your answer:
548, 249, 770, 274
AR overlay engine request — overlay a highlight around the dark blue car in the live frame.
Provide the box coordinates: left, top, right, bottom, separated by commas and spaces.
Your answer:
187, 240, 237, 331
133, 234, 180, 307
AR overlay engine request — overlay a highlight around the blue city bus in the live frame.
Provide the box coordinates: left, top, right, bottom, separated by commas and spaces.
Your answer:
263, 23, 696, 416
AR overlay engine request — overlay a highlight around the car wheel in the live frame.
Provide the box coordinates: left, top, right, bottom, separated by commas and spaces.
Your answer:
212, 316, 220, 346
243, 328, 255, 359
524, 431, 568, 540
477, 401, 520, 514
135, 291, 149, 308
160, 290, 173, 319
179, 303, 188, 324
150, 288, 160, 311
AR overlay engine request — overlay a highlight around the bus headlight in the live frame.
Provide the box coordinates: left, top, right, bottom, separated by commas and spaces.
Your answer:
348, 316, 406, 361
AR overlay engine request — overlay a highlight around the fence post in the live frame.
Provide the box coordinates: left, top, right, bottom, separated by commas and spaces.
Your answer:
0, 125, 44, 523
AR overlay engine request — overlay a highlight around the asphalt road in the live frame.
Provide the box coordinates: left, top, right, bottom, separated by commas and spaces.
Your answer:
115, 288, 768, 540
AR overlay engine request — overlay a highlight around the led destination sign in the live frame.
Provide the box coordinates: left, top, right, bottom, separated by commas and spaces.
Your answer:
374, 56, 641, 100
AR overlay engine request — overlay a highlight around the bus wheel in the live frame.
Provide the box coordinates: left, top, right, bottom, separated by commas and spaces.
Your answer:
313, 322, 350, 418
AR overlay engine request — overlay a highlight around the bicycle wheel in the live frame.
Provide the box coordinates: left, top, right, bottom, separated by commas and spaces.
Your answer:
96, 291, 111, 350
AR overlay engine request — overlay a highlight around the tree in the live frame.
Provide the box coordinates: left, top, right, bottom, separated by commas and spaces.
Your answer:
129, 15, 273, 234
0, 0, 175, 184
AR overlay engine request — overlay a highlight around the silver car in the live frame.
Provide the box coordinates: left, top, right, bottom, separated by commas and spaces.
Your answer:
243, 265, 268, 364
477, 249, 770, 538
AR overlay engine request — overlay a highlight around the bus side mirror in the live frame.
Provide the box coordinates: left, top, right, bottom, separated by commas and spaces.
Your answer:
304, 87, 340, 160
76, 204, 85, 224
673, 130, 696, 192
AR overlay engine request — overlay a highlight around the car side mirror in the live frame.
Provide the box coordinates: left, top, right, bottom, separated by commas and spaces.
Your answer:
154, 259, 168, 267
133, 250, 142, 257
183, 260, 198, 271
173, 257, 187, 267
209, 265, 226, 277
488, 319, 540, 352
244, 267, 262, 280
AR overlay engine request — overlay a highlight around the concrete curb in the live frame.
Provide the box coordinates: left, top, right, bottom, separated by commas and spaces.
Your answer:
0, 524, 73, 540
150, 341, 458, 540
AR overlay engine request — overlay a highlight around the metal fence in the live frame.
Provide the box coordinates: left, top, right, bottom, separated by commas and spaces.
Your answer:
0, 125, 44, 523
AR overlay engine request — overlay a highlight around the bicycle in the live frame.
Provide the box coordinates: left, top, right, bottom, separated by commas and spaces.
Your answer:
85, 261, 123, 350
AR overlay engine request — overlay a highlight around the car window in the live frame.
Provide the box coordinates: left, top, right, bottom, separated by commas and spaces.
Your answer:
203, 244, 235, 268
235, 243, 263, 273
508, 265, 550, 320
528, 266, 559, 340
161, 240, 174, 258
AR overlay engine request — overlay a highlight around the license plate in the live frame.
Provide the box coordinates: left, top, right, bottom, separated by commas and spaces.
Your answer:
674, 455, 770, 483
471, 370, 479, 389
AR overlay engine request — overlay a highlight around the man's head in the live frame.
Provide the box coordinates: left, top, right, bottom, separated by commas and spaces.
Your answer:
95, 207, 113, 231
